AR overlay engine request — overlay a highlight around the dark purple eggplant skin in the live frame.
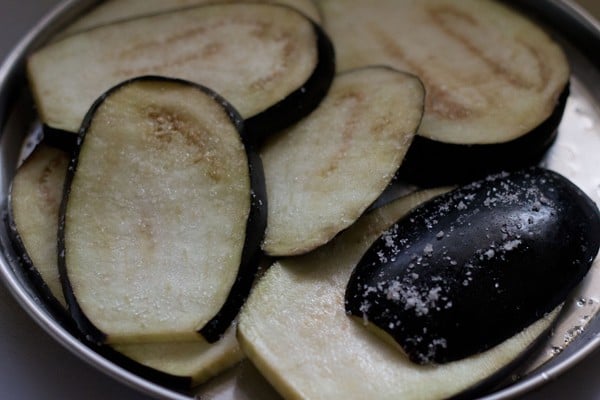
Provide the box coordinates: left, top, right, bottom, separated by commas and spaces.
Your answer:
397, 85, 569, 187
58, 75, 267, 345
199, 142, 267, 343
345, 167, 600, 365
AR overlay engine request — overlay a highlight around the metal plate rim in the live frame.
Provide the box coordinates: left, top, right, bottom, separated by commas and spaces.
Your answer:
1, 1, 599, 399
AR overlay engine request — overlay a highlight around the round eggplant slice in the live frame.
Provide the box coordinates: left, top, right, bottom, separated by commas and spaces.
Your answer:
260, 66, 424, 256
28, 3, 334, 143
59, 0, 323, 38
317, 0, 570, 184
346, 167, 600, 365
238, 188, 560, 400
8, 144, 70, 310
59, 76, 266, 344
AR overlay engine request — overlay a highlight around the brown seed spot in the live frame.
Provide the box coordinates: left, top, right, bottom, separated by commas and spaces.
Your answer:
368, 24, 472, 121
38, 154, 66, 208
147, 107, 222, 180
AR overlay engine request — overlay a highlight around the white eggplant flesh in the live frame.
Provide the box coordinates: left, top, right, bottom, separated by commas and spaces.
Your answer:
60, 0, 322, 37
113, 328, 243, 387
261, 66, 424, 256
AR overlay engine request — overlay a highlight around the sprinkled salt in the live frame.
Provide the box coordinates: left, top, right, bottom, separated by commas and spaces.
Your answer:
484, 249, 495, 259
503, 239, 522, 251
423, 243, 434, 256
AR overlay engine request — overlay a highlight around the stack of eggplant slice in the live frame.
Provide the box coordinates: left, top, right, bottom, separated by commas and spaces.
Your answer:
318, 0, 571, 185
28, 1, 334, 144
15, 0, 334, 389
7, 0, 600, 399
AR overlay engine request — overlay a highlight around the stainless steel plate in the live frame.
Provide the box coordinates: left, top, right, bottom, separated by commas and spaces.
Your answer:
0, 1, 599, 399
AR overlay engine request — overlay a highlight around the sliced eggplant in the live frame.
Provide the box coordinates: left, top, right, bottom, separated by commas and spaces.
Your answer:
317, 0, 570, 184
59, 0, 322, 38
261, 66, 424, 256
28, 3, 334, 142
8, 143, 246, 388
238, 188, 560, 400
346, 167, 600, 365
8, 144, 70, 310
59, 76, 266, 344
111, 328, 243, 387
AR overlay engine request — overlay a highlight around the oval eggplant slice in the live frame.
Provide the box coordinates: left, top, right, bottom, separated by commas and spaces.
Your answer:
8, 144, 246, 388
346, 167, 600, 365
238, 188, 560, 400
317, 0, 570, 184
261, 66, 424, 256
59, 76, 266, 344
8, 144, 70, 310
59, 0, 323, 38
28, 3, 334, 142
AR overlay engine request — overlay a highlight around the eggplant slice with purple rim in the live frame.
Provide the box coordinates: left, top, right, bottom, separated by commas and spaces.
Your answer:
346, 167, 600, 365
238, 188, 562, 400
59, 76, 266, 345
317, 0, 570, 184
8, 144, 70, 312
7, 144, 246, 389
260, 66, 424, 256
28, 2, 335, 145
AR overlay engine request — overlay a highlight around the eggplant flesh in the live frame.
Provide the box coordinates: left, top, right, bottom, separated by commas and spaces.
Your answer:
59, 76, 266, 344
59, 0, 323, 38
317, 0, 570, 182
8, 145, 70, 309
238, 188, 560, 400
28, 3, 334, 142
346, 167, 600, 365
260, 66, 424, 256
111, 329, 243, 387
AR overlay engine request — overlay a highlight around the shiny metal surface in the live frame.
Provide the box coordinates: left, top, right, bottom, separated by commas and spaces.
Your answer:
0, 1, 599, 399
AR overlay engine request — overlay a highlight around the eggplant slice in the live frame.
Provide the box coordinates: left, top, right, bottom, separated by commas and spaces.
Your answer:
317, 0, 570, 184
8, 144, 70, 310
8, 143, 246, 388
28, 3, 334, 142
238, 188, 560, 400
59, 76, 266, 344
346, 167, 600, 365
111, 329, 243, 388
261, 66, 424, 256
59, 0, 323, 38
